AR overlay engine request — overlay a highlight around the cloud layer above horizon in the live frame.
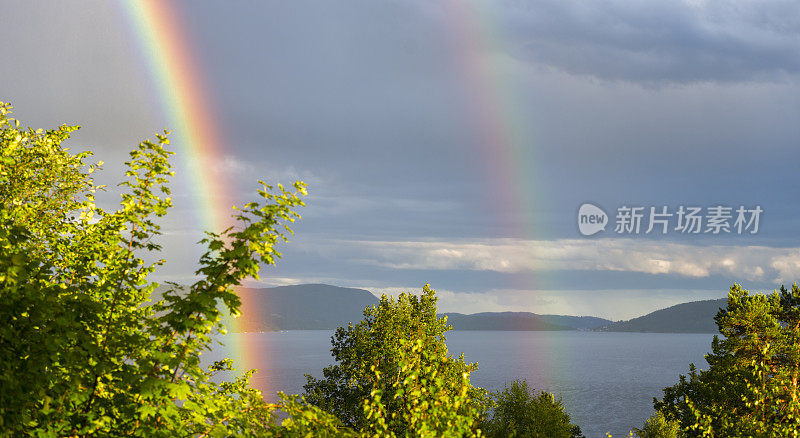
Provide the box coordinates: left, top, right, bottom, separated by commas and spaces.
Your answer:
1, 0, 799, 319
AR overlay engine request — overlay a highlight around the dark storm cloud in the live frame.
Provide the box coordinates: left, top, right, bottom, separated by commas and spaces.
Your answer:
499, 0, 800, 83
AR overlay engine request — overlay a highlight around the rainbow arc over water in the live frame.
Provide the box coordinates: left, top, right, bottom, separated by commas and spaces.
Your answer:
119, 0, 560, 395
118, 0, 265, 388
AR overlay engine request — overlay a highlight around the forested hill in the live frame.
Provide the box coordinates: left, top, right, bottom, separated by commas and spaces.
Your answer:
538, 314, 612, 330
229, 284, 611, 332
169, 283, 720, 333
597, 298, 727, 333
442, 312, 610, 331
225, 284, 613, 332
233, 284, 379, 332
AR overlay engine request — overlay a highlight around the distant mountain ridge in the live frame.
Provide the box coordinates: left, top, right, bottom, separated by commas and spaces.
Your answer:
228, 284, 611, 332
218, 283, 723, 333
442, 312, 610, 331
442, 312, 572, 331
234, 284, 378, 332
597, 298, 727, 333
539, 314, 613, 330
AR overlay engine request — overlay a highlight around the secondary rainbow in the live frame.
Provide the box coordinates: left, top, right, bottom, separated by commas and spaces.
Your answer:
443, 0, 567, 387
120, 0, 564, 395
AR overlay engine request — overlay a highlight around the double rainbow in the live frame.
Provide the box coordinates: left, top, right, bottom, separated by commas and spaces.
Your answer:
119, 0, 556, 395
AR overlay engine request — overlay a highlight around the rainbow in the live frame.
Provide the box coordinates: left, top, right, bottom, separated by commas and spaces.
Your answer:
442, 0, 561, 387
117, 0, 261, 391
443, 0, 547, 237
118, 0, 559, 395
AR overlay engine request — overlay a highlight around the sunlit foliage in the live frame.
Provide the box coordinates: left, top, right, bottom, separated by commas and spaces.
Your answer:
656, 283, 800, 437
0, 102, 306, 436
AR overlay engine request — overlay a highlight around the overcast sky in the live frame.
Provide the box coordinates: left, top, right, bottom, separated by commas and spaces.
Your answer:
2, 0, 799, 319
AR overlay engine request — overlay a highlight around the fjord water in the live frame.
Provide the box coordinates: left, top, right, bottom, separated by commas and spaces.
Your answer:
210, 331, 713, 437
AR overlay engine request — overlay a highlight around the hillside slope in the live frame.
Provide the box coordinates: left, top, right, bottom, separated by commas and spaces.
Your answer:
234, 284, 378, 331
539, 314, 611, 330
442, 312, 575, 331
598, 298, 726, 333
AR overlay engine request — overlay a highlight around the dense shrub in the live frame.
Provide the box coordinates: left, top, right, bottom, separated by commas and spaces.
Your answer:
303, 285, 488, 436
481, 379, 584, 438
632, 412, 681, 438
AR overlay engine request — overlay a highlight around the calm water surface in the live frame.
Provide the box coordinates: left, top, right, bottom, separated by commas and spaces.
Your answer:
209, 331, 713, 437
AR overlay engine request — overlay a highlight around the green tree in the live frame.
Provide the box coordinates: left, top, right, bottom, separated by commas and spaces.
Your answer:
480, 379, 583, 438
631, 412, 681, 438
0, 101, 307, 436
302, 285, 488, 436
0, 101, 573, 437
655, 283, 800, 437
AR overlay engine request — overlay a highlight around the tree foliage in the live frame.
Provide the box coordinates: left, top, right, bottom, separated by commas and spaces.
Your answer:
631, 412, 680, 438
0, 101, 307, 436
303, 285, 488, 436
480, 379, 583, 438
655, 283, 800, 437
0, 101, 586, 437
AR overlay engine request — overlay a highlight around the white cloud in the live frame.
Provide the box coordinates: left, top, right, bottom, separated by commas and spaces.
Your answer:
297, 237, 799, 282
198, 155, 324, 187
241, 276, 346, 288
770, 250, 800, 283
212, 155, 256, 176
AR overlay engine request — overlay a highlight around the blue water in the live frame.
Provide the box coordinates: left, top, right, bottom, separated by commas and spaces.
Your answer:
208, 331, 714, 437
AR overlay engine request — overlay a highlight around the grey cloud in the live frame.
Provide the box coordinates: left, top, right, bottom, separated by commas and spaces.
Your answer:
3, 0, 800, 320
499, 0, 800, 83
0, 0, 159, 149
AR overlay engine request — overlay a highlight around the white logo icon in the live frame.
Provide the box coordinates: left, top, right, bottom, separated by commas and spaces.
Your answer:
578, 203, 608, 236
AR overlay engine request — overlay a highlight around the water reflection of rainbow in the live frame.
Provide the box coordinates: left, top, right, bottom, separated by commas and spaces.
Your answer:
117, 0, 266, 393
